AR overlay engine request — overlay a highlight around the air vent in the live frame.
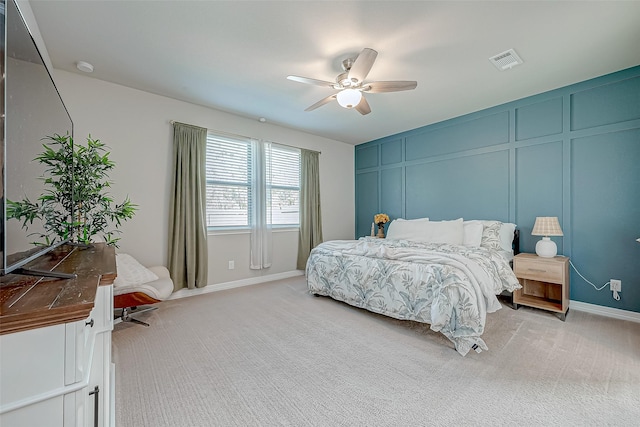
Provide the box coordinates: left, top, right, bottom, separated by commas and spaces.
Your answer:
489, 49, 523, 71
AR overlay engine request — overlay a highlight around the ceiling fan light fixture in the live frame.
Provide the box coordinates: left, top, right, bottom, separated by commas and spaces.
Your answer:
336, 88, 362, 109
288, 47, 417, 115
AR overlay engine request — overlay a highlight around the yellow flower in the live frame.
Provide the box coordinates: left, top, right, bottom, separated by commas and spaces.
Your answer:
374, 213, 390, 225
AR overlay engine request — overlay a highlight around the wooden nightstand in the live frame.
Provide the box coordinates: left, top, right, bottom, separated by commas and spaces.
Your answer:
512, 253, 570, 321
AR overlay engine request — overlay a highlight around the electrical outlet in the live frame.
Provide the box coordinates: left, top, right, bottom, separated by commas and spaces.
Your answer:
610, 279, 621, 292
228, 260, 235, 270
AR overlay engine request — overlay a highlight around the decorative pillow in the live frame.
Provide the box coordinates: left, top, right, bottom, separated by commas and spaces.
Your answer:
113, 253, 159, 288
412, 218, 464, 245
480, 221, 503, 251
386, 218, 429, 240
463, 220, 483, 247
478, 220, 517, 252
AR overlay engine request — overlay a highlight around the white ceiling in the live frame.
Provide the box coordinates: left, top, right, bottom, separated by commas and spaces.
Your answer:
29, 0, 640, 145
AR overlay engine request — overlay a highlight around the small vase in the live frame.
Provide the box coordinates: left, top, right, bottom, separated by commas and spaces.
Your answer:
377, 224, 385, 238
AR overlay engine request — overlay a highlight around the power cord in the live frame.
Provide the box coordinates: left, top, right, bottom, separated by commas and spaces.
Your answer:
569, 260, 620, 300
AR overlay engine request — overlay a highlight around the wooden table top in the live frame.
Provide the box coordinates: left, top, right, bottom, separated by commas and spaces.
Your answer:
0, 243, 116, 335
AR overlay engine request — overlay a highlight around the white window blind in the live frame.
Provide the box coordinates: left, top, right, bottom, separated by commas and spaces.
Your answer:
270, 145, 300, 226
205, 132, 300, 229
206, 134, 251, 227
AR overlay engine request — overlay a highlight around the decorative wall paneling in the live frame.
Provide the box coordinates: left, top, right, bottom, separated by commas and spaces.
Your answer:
355, 66, 640, 312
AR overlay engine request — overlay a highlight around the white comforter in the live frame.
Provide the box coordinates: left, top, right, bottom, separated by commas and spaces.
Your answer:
306, 237, 521, 356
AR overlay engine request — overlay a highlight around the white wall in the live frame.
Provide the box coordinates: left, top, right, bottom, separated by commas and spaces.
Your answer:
52, 70, 355, 285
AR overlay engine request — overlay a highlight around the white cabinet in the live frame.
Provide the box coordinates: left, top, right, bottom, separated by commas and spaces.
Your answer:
0, 283, 114, 427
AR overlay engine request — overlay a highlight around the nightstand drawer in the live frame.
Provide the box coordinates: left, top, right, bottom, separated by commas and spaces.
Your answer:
514, 257, 564, 283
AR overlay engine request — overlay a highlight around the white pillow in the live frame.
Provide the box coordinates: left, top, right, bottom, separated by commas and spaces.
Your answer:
386, 218, 429, 240
463, 220, 483, 247
499, 222, 517, 253
113, 253, 160, 288
412, 218, 464, 245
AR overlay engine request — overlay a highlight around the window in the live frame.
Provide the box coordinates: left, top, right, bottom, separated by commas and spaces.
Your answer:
205, 133, 300, 229
269, 145, 301, 226
205, 134, 251, 227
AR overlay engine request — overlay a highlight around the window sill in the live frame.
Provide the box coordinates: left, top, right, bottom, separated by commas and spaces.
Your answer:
208, 226, 299, 237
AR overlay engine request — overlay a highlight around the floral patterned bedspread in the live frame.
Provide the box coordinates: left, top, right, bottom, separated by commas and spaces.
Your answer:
305, 237, 521, 356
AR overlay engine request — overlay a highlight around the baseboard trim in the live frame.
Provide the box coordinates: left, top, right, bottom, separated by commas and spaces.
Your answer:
570, 300, 640, 323
169, 277, 639, 323
168, 270, 305, 300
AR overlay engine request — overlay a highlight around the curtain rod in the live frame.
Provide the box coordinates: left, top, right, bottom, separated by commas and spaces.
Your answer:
169, 120, 321, 155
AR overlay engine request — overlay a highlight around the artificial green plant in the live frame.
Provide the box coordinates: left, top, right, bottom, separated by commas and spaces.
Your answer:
7, 134, 137, 247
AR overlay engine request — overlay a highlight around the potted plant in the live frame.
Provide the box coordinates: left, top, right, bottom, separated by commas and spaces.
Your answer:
7, 133, 136, 247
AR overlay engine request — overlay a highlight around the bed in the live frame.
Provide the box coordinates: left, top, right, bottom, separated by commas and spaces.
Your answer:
305, 218, 522, 356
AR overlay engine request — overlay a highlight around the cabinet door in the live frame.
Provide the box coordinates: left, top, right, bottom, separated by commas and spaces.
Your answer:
87, 336, 106, 427
86, 284, 114, 427
66, 320, 91, 385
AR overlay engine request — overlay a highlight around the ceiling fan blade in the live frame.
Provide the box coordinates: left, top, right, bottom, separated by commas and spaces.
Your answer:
348, 48, 378, 83
355, 96, 371, 115
287, 75, 336, 88
363, 81, 418, 93
305, 94, 337, 111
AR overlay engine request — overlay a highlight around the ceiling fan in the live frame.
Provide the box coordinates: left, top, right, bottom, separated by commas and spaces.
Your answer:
287, 48, 417, 115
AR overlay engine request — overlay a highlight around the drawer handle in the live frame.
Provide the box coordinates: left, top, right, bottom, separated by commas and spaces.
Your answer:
85, 318, 95, 328
527, 268, 547, 273
89, 386, 100, 427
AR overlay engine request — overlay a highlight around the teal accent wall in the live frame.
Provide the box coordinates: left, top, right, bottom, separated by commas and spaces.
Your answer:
355, 66, 640, 313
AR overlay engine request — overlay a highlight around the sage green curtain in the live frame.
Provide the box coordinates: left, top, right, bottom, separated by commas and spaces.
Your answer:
296, 149, 323, 270
168, 122, 208, 290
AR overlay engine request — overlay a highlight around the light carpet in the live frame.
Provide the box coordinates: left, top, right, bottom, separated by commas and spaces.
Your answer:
113, 276, 640, 426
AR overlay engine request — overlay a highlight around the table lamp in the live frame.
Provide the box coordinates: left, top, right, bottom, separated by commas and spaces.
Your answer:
532, 216, 563, 258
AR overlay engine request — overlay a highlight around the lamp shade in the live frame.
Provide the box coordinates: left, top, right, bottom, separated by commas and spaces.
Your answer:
336, 89, 362, 109
532, 217, 563, 258
531, 216, 563, 237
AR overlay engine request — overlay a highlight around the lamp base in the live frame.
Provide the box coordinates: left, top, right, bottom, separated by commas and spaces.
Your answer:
535, 237, 557, 258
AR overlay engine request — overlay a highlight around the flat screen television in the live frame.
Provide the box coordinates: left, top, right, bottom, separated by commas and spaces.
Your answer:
1, 0, 74, 275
